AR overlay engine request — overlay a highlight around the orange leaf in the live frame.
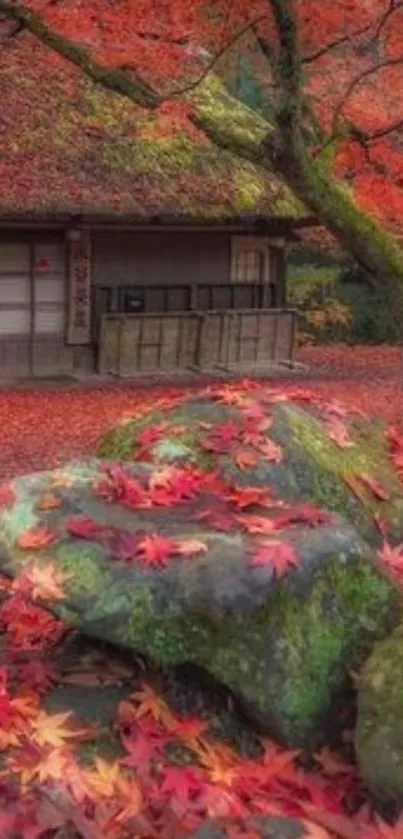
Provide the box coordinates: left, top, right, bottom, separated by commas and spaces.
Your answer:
31, 710, 91, 749
196, 742, 241, 786
112, 775, 143, 824
81, 756, 121, 798
234, 450, 258, 470
16, 524, 57, 551
131, 683, 176, 729
35, 492, 62, 511
13, 560, 71, 601
175, 538, 208, 557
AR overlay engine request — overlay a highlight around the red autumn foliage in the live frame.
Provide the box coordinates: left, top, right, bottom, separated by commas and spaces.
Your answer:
0, 347, 399, 484
1, 0, 403, 236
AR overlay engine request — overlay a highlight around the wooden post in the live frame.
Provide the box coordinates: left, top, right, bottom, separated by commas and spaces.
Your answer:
29, 242, 36, 377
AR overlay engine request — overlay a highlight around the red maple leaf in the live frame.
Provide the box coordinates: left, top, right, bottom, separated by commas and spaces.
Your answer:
135, 533, 177, 568
250, 540, 299, 576
202, 421, 240, 453
16, 658, 57, 694
378, 540, 403, 577
225, 485, 273, 510
158, 765, 203, 816
65, 515, 101, 539
148, 466, 201, 504
121, 718, 167, 771
272, 504, 334, 529
136, 423, 168, 448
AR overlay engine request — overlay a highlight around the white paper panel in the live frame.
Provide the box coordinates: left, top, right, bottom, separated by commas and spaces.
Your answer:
0, 277, 29, 305
0, 243, 30, 273
35, 308, 64, 334
0, 309, 30, 334
35, 278, 64, 304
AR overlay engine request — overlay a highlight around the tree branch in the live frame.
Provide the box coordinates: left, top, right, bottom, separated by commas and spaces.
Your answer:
302, 0, 403, 64
331, 55, 403, 136
367, 116, 403, 140
164, 17, 265, 99
0, 0, 160, 108
371, 0, 403, 42
301, 22, 373, 64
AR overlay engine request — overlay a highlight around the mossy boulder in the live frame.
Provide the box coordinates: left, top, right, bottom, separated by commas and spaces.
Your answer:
356, 624, 403, 814
98, 385, 403, 547
0, 458, 401, 749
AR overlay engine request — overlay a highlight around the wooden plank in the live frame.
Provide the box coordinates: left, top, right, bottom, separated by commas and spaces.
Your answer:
98, 315, 122, 375
98, 309, 297, 377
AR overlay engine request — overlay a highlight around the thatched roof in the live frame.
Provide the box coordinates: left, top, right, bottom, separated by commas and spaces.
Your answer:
0, 35, 310, 226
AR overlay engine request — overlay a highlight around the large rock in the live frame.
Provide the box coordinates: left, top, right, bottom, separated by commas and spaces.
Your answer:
356, 623, 403, 814
0, 458, 400, 750
98, 384, 403, 546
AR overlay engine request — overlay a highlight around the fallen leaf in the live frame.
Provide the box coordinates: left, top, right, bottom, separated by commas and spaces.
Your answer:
234, 450, 258, 470
175, 538, 208, 557
135, 533, 177, 568
31, 710, 91, 749
65, 515, 101, 539
81, 756, 121, 798
35, 492, 62, 511
378, 540, 403, 577
226, 486, 273, 510
14, 560, 71, 601
16, 524, 58, 550
131, 683, 176, 729
250, 539, 299, 576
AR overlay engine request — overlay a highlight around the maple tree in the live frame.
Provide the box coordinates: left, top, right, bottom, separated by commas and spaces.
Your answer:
0, 2, 403, 301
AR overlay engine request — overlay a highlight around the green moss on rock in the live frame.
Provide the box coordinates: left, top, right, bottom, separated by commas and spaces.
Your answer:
276, 404, 403, 544
57, 543, 113, 599
356, 624, 403, 812
77, 550, 400, 747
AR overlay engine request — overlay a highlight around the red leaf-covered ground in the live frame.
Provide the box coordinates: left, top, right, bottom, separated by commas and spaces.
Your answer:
0, 345, 401, 480
0, 344, 401, 839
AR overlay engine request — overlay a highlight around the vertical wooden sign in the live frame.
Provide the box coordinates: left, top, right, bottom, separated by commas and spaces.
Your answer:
67, 232, 92, 345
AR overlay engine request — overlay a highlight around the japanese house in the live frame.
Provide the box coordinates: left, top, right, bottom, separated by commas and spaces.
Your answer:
0, 40, 314, 378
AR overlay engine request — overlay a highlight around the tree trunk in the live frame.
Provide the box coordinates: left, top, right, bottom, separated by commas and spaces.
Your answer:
261, 132, 403, 338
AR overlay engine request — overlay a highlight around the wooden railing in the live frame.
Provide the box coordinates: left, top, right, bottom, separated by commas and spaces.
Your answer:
98, 308, 297, 377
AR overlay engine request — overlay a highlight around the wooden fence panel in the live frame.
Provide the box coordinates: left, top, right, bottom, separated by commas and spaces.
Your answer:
98, 309, 297, 376
98, 315, 122, 375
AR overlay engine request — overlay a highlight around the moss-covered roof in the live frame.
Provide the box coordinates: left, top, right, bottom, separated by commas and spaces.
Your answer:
0, 36, 308, 224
